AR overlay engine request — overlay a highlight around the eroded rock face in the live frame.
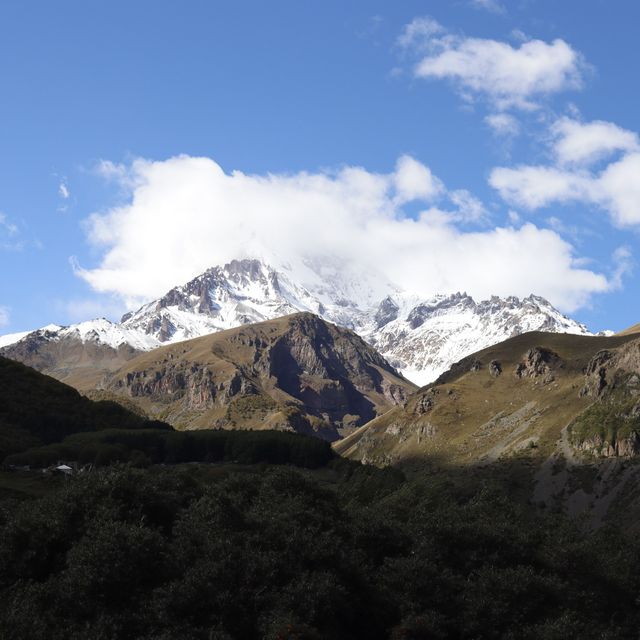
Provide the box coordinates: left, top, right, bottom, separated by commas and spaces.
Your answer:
116, 364, 257, 410
469, 359, 482, 372
414, 394, 434, 415
580, 350, 614, 397
570, 337, 640, 459
514, 347, 562, 383
575, 432, 640, 458
381, 380, 411, 406
580, 343, 640, 399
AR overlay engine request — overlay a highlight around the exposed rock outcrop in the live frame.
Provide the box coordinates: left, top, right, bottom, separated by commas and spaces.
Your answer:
575, 432, 640, 458
580, 350, 614, 397
489, 360, 502, 377
514, 347, 562, 383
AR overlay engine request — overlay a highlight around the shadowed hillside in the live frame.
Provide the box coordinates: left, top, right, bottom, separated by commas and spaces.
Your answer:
0, 355, 164, 461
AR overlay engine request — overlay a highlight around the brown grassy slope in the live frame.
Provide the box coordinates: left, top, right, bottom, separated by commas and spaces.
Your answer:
99, 312, 416, 440
617, 322, 640, 336
334, 331, 638, 466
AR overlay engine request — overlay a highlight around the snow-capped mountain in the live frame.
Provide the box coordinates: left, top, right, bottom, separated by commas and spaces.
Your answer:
363, 292, 590, 385
0, 258, 592, 386
119, 259, 371, 342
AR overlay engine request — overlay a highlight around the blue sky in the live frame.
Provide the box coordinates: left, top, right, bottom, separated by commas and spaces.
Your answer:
0, 0, 639, 334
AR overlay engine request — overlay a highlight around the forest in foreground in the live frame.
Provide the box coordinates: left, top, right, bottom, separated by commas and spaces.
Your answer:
1, 456, 639, 640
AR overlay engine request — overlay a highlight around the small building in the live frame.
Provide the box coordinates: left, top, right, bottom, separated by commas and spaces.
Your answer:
54, 464, 73, 476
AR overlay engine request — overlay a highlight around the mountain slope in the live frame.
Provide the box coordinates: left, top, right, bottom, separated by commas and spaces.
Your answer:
335, 329, 640, 527
0, 258, 592, 388
0, 321, 145, 390
617, 322, 640, 336
99, 312, 416, 440
335, 331, 637, 464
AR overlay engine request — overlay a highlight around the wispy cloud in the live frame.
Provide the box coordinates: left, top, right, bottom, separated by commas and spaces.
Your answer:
469, 0, 505, 15
0, 212, 23, 250
55, 291, 129, 323
0, 306, 9, 327
485, 113, 520, 137
0, 212, 18, 237
59, 181, 70, 199
490, 117, 640, 227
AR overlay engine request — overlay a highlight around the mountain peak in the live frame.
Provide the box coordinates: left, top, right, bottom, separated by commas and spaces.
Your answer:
1, 257, 594, 387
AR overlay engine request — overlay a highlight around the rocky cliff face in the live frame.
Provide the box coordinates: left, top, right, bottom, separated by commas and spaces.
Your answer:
102, 313, 416, 440
569, 339, 640, 457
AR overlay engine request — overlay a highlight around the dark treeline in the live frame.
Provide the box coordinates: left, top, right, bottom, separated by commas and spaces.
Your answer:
4, 428, 335, 470
1, 463, 639, 639
0, 356, 169, 460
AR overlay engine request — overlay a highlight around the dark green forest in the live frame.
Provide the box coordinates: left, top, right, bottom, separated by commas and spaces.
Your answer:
2, 355, 640, 639
1, 461, 640, 640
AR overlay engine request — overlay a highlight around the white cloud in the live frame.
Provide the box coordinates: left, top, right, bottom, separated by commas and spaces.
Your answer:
59, 181, 70, 199
599, 153, 640, 226
74, 155, 616, 313
552, 117, 639, 166
469, 0, 505, 14
490, 118, 640, 227
399, 17, 586, 109
397, 16, 444, 50
0, 213, 18, 237
485, 113, 520, 137
0, 306, 9, 327
448, 189, 488, 222
489, 165, 593, 209
611, 246, 634, 288
393, 154, 443, 203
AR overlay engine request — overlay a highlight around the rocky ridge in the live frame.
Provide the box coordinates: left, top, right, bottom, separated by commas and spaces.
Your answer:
0, 258, 593, 388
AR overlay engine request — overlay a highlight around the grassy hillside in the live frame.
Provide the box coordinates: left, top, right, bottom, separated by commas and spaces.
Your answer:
617, 322, 640, 336
0, 331, 141, 389
1, 353, 342, 474
336, 331, 635, 465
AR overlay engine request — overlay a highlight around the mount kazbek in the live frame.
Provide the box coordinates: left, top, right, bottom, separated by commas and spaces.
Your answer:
0, 258, 594, 387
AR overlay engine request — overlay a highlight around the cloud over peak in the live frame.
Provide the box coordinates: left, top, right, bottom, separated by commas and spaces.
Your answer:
75, 155, 616, 313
